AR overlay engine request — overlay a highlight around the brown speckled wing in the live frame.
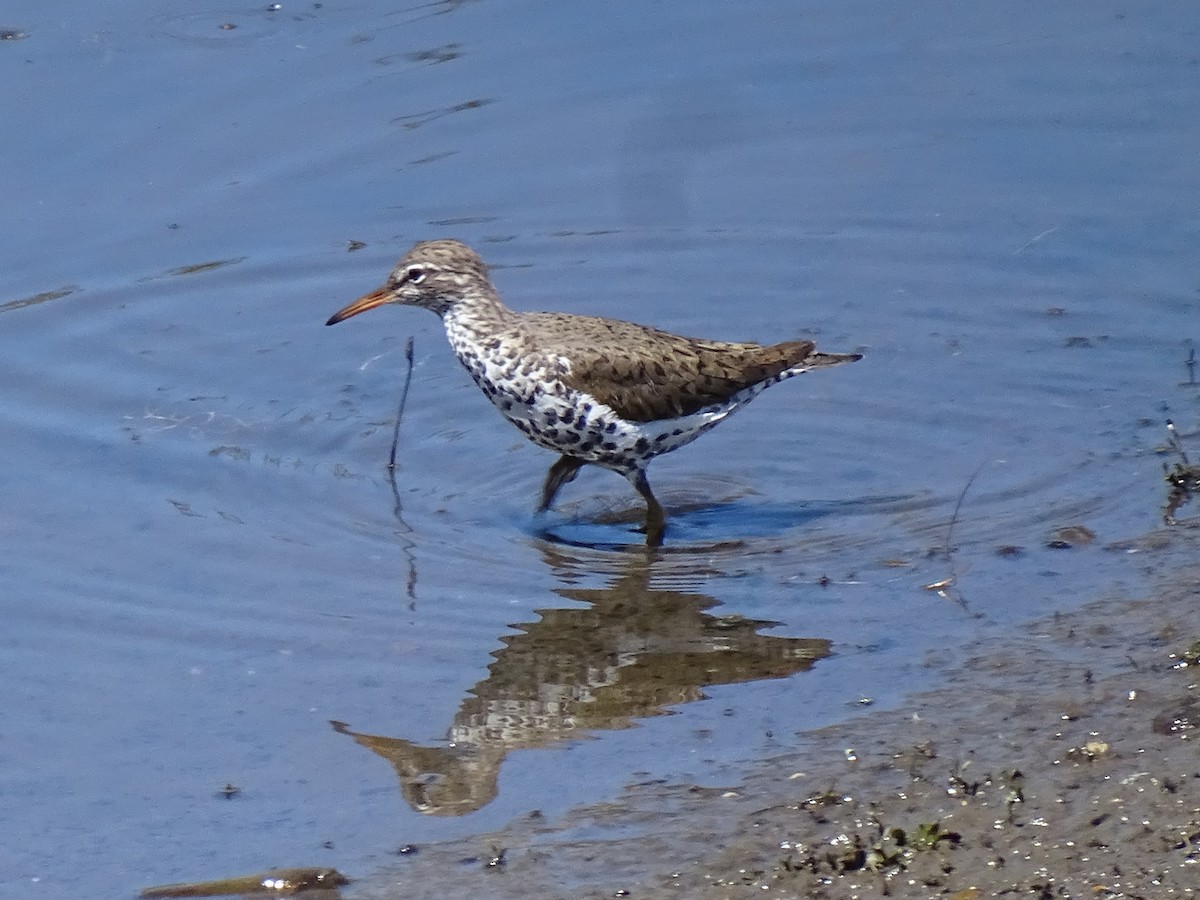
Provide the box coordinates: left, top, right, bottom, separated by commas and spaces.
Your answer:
520, 313, 818, 423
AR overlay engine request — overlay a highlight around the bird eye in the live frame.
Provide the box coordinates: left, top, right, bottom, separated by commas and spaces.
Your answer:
405, 266, 427, 284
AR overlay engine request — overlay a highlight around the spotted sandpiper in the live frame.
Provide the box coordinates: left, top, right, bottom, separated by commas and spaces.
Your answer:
327, 240, 861, 545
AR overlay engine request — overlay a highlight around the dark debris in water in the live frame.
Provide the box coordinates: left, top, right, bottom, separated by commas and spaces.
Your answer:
1181, 344, 1197, 386
137, 257, 248, 282
1045, 524, 1095, 549
1163, 463, 1200, 524
0, 284, 79, 314
170, 258, 240, 276
1160, 420, 1200, 525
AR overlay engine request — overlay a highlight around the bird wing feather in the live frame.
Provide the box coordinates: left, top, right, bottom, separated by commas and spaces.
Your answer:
520, 314, 816, 423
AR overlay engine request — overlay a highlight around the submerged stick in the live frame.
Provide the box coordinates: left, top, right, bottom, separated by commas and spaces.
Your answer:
388, 336, 416, 471
923, 460, 990, 605
140, 867, 348, 897
943, 460, 988, 560
1165, 419, 1191, 466
384, 337, 419, 608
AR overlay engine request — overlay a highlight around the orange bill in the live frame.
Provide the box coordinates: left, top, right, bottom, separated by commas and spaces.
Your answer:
325, 286, 393, 326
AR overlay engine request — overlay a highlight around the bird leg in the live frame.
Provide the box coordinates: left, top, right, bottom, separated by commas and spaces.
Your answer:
538, 455, 585, 512
627, 470, 666, 547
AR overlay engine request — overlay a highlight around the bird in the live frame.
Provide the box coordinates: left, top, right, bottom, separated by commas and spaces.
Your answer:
326, 239, 861, 546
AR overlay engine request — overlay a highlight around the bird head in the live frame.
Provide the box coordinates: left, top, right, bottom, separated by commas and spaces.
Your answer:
326, 239, 491, 323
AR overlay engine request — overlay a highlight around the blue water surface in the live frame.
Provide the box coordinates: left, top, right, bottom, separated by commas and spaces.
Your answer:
2, 1, 1198, 896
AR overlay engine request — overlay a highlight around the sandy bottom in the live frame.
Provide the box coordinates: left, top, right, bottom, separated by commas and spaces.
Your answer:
361, 526, 1200, 899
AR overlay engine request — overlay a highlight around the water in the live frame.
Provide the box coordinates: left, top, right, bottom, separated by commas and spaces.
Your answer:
2, 0, 1198, 895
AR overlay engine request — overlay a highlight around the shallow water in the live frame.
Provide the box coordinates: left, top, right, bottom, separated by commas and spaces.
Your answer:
2, 0, 1198, 895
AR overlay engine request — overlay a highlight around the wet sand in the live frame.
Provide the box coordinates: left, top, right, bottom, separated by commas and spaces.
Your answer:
360, 525, 1200, 898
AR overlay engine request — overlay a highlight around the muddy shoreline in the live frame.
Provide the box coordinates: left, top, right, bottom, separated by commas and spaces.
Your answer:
358, 526, 1200, 899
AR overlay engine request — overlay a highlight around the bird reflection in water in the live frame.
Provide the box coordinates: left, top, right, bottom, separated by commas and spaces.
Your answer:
331, 544, 831, 816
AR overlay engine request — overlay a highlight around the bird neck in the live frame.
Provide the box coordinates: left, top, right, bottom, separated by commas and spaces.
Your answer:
443, 289, 515, 332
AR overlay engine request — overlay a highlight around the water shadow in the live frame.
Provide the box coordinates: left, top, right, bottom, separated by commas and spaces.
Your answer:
534, 490, 920, 551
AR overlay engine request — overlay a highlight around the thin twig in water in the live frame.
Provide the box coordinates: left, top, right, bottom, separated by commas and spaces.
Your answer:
924, 461, 990, 607
388, 337, 416, 471
1166, 419, 1191, 466
944, 461, 988, 560
385, 336, 419, 610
